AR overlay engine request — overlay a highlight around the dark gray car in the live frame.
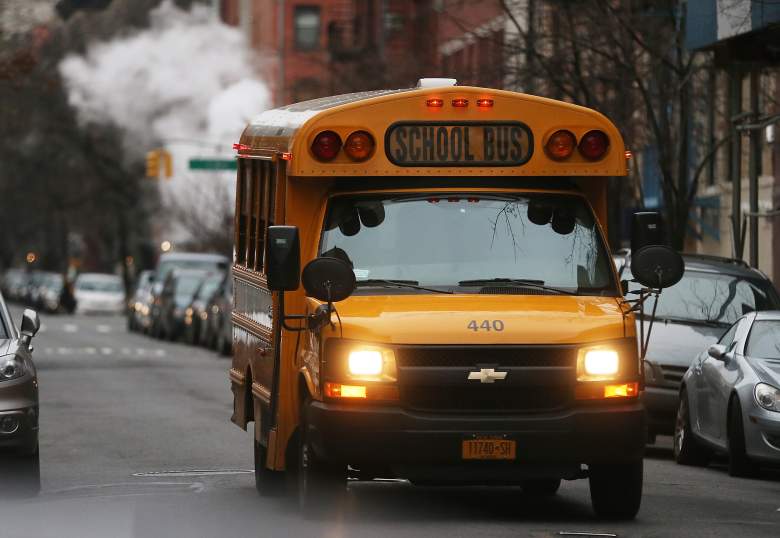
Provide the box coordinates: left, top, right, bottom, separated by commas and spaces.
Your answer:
623, 254, 780, 441
0, 291, 41, 495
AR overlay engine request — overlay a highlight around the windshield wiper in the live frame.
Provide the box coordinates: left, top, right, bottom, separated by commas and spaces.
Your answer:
650, 315, 730, 328
457, 278, 570, 295
355, 279, 453, 294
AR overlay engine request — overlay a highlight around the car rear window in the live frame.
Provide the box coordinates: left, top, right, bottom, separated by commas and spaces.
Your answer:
745, 320, 780, 359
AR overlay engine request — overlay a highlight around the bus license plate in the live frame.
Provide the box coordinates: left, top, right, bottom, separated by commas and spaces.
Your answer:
462, 438, 516, 460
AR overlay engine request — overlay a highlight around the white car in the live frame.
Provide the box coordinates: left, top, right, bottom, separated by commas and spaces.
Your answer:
74, 273, 125, 314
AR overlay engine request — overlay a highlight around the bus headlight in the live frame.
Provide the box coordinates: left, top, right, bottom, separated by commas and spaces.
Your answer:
346, 347, 397, 382
577, 347, 620, 381
349, 350, 383, 376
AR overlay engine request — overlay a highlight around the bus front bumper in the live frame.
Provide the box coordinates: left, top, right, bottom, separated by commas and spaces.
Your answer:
306, 400, 646, 477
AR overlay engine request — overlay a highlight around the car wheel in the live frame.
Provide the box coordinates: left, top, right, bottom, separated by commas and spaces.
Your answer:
0, 445, 40, 498
254, 436, 284, 496
297, 400, 347, 517
521, 478, 561, 496
728, 398, 759, 478
589, 460, 643, 520
674, 389, 711, 466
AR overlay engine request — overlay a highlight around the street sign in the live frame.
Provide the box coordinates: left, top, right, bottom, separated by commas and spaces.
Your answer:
188, 159, 237, 171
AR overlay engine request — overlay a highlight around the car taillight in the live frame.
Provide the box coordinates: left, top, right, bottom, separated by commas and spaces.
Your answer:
311, 130, 342, 161
545, 130, 576, 161
344, 131, 375, 161
578, 130, 609, 161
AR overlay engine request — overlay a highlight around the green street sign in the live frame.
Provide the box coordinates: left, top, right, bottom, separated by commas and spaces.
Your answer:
188, 159, 237, 171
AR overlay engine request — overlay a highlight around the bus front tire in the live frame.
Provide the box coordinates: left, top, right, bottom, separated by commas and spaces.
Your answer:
253, 438, 284, 496
589, 460, 643, 520
521, 478, 561, 496
298, 402, 347, 517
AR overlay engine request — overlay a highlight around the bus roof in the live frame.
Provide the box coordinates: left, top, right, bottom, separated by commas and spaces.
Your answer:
238, 85, 627, 177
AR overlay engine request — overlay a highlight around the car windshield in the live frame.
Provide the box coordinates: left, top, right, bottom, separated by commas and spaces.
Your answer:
319, 193, 615, 294
76, 276, 123, 292
175, 276, 204, 299
197, 277, 222, 300
157, 259, 226, 282
627, 270, 780, 326
745, 320, 780, 360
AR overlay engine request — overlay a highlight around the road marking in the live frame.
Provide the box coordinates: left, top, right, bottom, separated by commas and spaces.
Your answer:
96, 324, 111, 333
559, 534, 617, 537
63, 324, 78, 333
132, 469, 252, 478
42, 347, 167, 357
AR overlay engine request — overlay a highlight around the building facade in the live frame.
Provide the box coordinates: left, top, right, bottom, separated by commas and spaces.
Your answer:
219, 0, 505, 106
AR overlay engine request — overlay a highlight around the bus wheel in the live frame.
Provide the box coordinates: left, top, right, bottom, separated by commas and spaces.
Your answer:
589, 460, 642, 520
253, 438, 284, 496
298, 401, 347, 517
521, 478, 560, 496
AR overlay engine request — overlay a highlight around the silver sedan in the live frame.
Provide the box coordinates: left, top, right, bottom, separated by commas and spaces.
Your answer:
674, 310, 780, 476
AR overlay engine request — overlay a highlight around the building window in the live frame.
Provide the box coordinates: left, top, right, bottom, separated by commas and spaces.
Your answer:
294, 6, 321, 50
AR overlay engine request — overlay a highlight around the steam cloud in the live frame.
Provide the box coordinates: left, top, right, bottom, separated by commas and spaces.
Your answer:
59, 0, 271, 244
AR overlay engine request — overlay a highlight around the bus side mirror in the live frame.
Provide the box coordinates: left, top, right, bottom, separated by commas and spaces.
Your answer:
629, 211, 684, 289
630, 211, 664, 252
266, 226, 300, 291
301, 257, 355, 303
630, 245, 684, 289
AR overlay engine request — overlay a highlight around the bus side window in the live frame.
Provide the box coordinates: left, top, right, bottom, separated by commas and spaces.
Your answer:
235, 160, 250, 265
247, 160, 259, 267
257, 161, 274, 272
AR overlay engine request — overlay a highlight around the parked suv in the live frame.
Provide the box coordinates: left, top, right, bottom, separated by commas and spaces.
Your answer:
622, 254, 780, 441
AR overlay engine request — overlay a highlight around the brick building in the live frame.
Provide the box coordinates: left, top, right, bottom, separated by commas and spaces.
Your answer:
219, 0, 505, 106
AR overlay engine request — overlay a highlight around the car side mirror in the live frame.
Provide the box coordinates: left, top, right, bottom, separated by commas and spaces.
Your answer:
20, 309, 40, 338
708, 344, 727, 361
20, 309, 40, 349
266, 226, 300, 292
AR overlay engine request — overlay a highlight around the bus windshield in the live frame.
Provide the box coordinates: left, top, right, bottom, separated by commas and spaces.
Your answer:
319, 193, 615, 294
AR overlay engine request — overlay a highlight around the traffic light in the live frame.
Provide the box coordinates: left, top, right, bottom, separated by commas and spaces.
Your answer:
146, 150, 160, 179
162, 150, 173, 179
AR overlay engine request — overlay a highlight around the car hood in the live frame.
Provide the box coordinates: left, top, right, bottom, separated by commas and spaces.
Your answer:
0, 339, 12, 357
318, 294, 627, 345
746, 358, 780, 387
642, 320, 726, 367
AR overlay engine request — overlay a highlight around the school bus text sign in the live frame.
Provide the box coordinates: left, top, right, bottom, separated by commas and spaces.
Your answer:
385, 121, 533, 167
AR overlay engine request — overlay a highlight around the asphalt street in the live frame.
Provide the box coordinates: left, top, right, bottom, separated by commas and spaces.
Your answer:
1, 306, 779, 538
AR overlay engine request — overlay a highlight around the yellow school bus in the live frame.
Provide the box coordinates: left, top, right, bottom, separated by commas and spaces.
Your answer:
228, 80, 682, 519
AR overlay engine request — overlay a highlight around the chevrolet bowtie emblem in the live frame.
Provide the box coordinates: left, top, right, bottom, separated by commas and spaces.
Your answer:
467, 368, 508, 384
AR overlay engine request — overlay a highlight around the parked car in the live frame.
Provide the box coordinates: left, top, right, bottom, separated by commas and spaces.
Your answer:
0, 292, 41, 494
675, 311, 780, 476
37, 272, 66, 313
622, 254, 780, 442
183, 271, 224, 346
157, 269, 210, 341
205, 270, 232, 356
74, 273, 126, 314
127, 270, 154, 332
1, 269, 29, 302
149, 252, 229, 337
154, 252, 229, 283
